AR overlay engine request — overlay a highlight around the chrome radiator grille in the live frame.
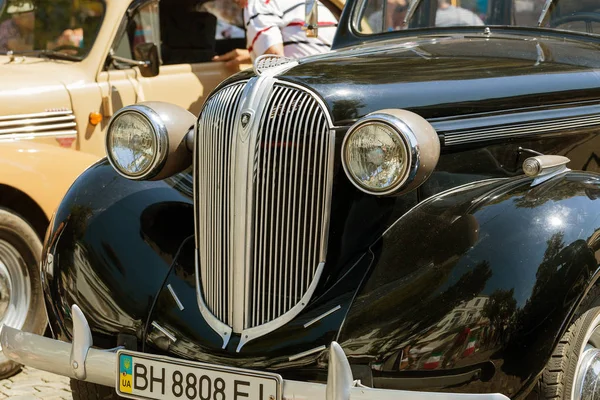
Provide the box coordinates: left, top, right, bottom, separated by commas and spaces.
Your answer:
0, 110, 76, 139
195, 79, 333, 346
249, 84, 332, 327
196, 82, 246, 326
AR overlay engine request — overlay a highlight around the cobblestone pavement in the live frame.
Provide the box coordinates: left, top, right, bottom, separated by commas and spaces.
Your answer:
0, 367, 72, 400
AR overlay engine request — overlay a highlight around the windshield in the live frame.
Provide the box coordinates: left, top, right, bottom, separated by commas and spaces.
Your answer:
0, 0, 105, 59
354, 0, 600, 36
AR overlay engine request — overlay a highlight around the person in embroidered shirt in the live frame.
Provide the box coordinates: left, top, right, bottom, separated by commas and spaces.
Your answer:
242, 0, 337, 61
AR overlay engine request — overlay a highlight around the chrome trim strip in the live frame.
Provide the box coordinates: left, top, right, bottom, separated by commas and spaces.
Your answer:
320, 131, 335, 262
438, 113, 600, 146
0, 114, 75, 128
167, 284, 184, 311
150, 321, 177, 342
304, 305, 342, 328
289, 345, 326, 361
0, 130, 77, 141
0, 110, 72, 122
232, 75, 275, 333
0, 121, 76, 135
237, 263, 325, 351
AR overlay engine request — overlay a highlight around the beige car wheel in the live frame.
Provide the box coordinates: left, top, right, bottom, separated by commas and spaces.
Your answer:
0, 208, 47, 378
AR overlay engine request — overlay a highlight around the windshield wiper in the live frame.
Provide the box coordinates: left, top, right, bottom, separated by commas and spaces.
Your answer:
404, 0, 424, 26
537, 0, 555, 27
2, 49, 82, 61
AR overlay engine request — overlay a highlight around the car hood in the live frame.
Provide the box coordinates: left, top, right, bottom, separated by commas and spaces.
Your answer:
0, 56, 82, 116
281, 33, 600, 125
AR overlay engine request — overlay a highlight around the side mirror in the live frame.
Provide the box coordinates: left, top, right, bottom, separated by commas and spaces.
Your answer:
134, 42, 160, 78
109, 43, 160, 78
304, 0, 319, 38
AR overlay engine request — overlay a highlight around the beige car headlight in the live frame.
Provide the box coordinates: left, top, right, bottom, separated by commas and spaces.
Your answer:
106, 105, 168, 180
342, 109, 440, 196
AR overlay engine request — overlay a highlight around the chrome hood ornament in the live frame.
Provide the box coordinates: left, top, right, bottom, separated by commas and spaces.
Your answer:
253, 54, 298, 76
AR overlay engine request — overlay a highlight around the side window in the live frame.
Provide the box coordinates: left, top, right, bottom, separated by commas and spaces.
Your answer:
131, 2, 161, 54
109, 1, 160, 68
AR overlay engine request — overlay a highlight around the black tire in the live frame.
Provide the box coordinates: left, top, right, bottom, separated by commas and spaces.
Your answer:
70, 380, 125, 400
0, 208, 47, 378
541, 307, 600, 400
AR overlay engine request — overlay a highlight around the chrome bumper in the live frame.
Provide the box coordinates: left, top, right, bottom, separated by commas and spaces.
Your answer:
1, 305, 509, 400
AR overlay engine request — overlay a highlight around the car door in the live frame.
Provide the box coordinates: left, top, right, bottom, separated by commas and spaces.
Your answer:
104, 0, 237, 117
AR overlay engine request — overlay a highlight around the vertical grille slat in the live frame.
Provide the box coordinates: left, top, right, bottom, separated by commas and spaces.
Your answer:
196, 80, 332, 337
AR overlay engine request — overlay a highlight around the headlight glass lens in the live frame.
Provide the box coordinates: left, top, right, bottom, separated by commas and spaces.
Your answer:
344, 122, 408, 192
107, 112, 157, 177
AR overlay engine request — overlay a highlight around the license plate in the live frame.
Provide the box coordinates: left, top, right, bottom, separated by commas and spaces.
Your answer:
116, 350, 282, 400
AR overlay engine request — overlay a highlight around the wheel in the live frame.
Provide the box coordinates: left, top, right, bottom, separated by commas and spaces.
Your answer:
70, 380, 124, 400
0, 208, 47, 378
541, 307, 600, 400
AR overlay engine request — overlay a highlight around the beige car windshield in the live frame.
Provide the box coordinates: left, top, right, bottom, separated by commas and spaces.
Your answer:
355, 0, 600, 36
0, 0, 105, 59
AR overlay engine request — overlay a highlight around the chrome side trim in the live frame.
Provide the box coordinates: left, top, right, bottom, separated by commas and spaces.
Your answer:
237, 263, 325, 351
0, 114, 75, 129
304, 305, 342, 328
0, 130, 77, 141
167, 284, 184, 311
0, 121, 76, 135
150, 321, 177, 342
438, 112, 600, 146
0, 110, 72, 122
289, 345, 326, 361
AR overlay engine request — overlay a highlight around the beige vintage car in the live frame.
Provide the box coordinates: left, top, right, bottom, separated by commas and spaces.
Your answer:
0, 0, 249, 377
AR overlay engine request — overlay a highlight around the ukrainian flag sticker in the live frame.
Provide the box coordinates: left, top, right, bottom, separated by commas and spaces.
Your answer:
119, 354, 133, 393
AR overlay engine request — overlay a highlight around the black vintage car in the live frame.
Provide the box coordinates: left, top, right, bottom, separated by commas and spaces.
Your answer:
3, 0, 600, 399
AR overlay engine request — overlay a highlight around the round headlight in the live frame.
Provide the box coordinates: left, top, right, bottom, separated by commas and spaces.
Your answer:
105, 105, 168, 180
343, 121, 409, 194
342, 109, 440, 196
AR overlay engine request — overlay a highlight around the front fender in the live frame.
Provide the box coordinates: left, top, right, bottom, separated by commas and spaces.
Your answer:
41, 159, 195, 349
0, 141, 101, 218
338, 172, 600, 398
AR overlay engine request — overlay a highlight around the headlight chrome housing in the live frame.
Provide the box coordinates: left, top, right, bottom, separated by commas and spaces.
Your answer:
105, 104, 168, 180
342, 109, 440, 196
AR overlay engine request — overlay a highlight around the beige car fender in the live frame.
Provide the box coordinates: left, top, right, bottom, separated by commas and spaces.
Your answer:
0, 141, 101, 219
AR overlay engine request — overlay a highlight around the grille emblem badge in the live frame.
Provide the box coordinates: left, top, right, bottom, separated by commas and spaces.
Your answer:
241, 112, 251, 128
